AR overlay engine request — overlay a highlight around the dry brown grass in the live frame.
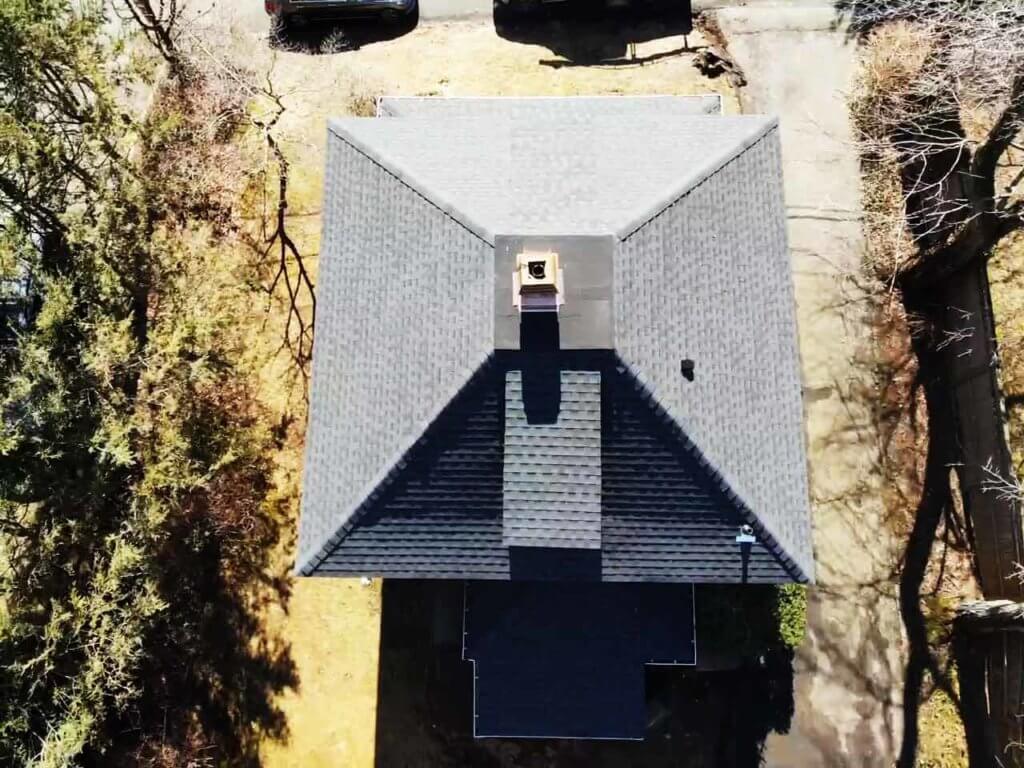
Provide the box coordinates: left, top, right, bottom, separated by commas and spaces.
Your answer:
853, 21, 932, 107
850, 23, 1010, 767
849, 22, 930, 282
990, 230, 1024, 474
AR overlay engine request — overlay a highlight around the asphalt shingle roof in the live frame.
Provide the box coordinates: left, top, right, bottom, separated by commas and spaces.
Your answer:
298, 96, 814, 583
327, 113, 776, 242
377, 94, 723, 119
502, 369, 602, 549
311, 354, 799, 582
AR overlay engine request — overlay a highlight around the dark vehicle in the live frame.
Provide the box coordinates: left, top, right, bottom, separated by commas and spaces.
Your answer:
264, 0, 417, 28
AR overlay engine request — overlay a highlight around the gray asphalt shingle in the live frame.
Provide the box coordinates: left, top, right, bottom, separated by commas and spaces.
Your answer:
298, 97, 814, 583
314, 356, 799, 582
502, 369, 602, 549
327, 113, 775, 242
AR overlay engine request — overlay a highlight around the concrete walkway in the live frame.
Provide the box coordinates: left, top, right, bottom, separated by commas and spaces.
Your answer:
715, 6, 904, 766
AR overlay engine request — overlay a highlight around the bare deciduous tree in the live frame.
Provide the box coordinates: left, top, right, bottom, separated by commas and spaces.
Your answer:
117, 2, 318, 387
117, 0, 186, 76
846, 2, 1024, 765
849, 0, 1024, 285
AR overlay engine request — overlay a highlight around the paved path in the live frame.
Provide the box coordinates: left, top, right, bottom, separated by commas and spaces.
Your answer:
715, 6, 904, 766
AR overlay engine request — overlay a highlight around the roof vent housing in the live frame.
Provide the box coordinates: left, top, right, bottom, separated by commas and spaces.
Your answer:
514, 250, 563, 314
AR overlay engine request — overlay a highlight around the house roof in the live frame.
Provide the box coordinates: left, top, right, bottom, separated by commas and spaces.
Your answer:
326, 112, 776, 242
298, 96, 813, 584
376, 93, 723, 119
306, 352, 804, 582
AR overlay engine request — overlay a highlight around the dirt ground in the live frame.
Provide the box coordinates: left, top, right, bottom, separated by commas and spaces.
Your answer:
180, 5, 907, 766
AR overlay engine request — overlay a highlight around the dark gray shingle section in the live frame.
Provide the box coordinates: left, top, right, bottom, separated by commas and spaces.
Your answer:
502, 370, 602, 549
600, 362, 801, 583
377, 94, 723, 119
327, 114, 775, 242
313, 367, 510, 579
614, 128, 814, 581
313, 355, 800, 583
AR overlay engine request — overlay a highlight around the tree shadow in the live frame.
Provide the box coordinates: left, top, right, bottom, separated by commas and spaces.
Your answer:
823, 270, 979, 767
493, 0, 696, 67
773, 270, 925, 765
373, 580, 795, 768
90, 391, 300, 767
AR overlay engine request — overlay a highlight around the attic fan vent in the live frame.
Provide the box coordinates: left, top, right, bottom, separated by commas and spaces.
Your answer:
513, 250, 563, 314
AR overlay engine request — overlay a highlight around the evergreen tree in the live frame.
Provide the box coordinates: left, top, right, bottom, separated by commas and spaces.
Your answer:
0, 2, 294, 765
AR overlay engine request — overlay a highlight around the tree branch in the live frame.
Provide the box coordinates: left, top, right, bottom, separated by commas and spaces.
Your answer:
972, 71, 1024, 196
898, 215, 996, 290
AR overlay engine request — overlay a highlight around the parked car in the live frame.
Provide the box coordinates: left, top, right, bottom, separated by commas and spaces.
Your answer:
264, 0, 417, 29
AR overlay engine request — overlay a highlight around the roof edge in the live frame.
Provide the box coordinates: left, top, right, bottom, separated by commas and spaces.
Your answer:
294, 353, 497, 576
615, 356, 813, 584
327, 118, 496, 245
377, 93, 723, 113
614, 118, 780, 241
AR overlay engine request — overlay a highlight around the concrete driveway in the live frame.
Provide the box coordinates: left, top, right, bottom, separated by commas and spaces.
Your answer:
715, 6, 904, 767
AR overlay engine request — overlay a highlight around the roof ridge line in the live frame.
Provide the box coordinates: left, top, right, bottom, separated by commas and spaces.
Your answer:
327, 119, 496, 246
295, 353, 497, 576
613, 355, 811, 584
614, 119, 780, 241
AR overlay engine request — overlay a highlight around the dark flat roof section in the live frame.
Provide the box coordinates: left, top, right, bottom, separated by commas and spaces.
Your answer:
463, 580, 695, 739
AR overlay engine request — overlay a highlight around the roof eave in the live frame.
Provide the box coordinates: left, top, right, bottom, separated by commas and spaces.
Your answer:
326, 118, 496, 245
614, 118, 780, 241
615, 357, 814, 585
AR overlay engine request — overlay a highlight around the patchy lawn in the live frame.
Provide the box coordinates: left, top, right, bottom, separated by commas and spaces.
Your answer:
259, 578, 383, 768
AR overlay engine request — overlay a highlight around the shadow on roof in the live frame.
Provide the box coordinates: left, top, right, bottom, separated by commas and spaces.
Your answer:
310, 351, 798, 583
520, 314, 561, 424
493, 0, 696, 66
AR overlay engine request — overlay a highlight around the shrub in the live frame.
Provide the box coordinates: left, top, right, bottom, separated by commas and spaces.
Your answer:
696, 583, 808, 660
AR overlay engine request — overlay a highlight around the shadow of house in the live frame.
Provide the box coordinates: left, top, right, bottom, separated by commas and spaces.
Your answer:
493, 0, 694, 66
374, 580, 795, 768
325, 352, 799, 758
